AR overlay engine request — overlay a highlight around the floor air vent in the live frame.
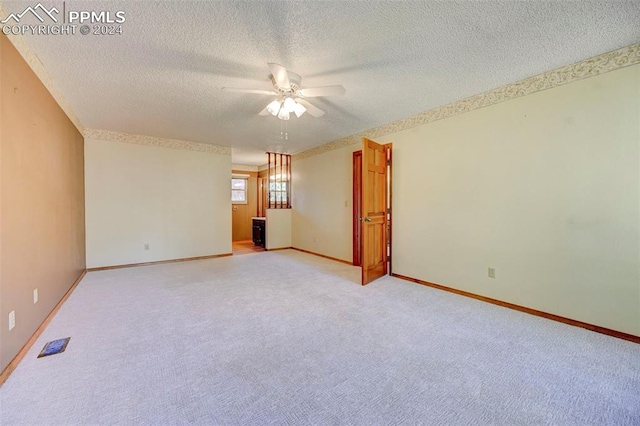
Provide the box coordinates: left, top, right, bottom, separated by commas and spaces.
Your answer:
38, 337, 70, 358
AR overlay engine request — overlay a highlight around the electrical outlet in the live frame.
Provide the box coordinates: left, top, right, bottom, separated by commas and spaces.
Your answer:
33, 288, 38, 304
9, 311, 15, 331
144, 243, 150, 250
488, 268, 496, 279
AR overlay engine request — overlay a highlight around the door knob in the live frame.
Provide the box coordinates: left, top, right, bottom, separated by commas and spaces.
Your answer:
363, 217, 372, 222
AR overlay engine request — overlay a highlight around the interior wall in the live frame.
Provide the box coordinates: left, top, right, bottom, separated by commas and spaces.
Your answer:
292, 144, 359, 262
266, 209, 292, 249
232, 170, 258, 241
292, 63, 640, 336
84, 138, 231, 268
0, 34, 86, 372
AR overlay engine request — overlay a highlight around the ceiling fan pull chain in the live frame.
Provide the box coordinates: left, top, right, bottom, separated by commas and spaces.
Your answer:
278, 120, 288, 142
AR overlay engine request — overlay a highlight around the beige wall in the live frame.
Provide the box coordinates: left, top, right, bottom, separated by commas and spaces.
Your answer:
84, 138, 232, 268
232, 170, 258, 241
0, 35, 86, 372
266, 209, 292, 249
292, 144, 359, 261
292, 64, 640, 336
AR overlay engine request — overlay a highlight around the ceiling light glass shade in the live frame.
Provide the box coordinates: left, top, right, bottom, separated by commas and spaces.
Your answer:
266, 100, 281, 116
294, 102, 306, 118
283, 97, 297, 113
277, 108, 290, 120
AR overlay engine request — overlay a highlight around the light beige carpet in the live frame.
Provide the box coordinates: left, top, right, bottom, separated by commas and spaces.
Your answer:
1, 250, 639, 425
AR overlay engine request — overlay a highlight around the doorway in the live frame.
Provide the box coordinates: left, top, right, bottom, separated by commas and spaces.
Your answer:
231, 170, 260, 255
232, 239, 266, 255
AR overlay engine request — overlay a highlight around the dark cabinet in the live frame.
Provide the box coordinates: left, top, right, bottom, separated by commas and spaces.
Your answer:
252, 219, 265, 247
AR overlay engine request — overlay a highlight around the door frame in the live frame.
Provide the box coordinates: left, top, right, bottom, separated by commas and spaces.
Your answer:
386, 143, 393, 275
352, 150, 362, 266
352, 143, 392, 275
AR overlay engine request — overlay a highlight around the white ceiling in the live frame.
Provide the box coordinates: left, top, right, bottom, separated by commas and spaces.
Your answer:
4, 1, 640, 165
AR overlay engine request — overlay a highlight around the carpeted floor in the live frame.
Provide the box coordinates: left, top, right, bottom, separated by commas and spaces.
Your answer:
1, 250, 639, 425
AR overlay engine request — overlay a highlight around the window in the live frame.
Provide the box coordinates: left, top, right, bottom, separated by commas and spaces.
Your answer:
269, 180, 287, 205
231, 176, 248, 204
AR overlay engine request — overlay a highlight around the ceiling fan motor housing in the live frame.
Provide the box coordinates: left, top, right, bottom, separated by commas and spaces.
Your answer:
272, 71, 302, 94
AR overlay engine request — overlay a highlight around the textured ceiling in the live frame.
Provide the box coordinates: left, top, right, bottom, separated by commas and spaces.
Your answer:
3, 1, 640, 165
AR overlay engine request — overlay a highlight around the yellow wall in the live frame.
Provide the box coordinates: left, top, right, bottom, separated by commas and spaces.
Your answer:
292, 144, 359, 261
84, 138, 232, 268
266, 209, 292, 249
0, 34, 86, 371
292, 63, 640, 335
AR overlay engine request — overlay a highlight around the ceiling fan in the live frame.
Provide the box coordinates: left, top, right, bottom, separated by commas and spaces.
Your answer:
222, 63, 346, 120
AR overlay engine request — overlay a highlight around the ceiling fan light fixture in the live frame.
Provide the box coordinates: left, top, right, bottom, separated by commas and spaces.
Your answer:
277, 107, 290, 120
283, 97, 297, 113
228, 62, 340, 119
266, 99, 281, 116
294, 102, 306, 118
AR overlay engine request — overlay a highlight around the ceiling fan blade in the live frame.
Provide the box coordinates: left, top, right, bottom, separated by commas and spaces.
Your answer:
298, 85, 346, 97
222, 87, 277, 95
268, 63, 291, 90
258, 107, 270, 116
296, 99, 325, 117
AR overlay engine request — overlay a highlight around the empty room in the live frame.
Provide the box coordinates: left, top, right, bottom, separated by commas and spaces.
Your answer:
1, 1, 639, 424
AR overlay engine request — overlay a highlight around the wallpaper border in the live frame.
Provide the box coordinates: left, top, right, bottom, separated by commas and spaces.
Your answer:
84, 129, 232, 155
293, 42, 640, 161
232, 164, 259, 172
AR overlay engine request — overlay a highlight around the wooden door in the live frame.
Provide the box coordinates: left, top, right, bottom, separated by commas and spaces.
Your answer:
361, 138, 388, 285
